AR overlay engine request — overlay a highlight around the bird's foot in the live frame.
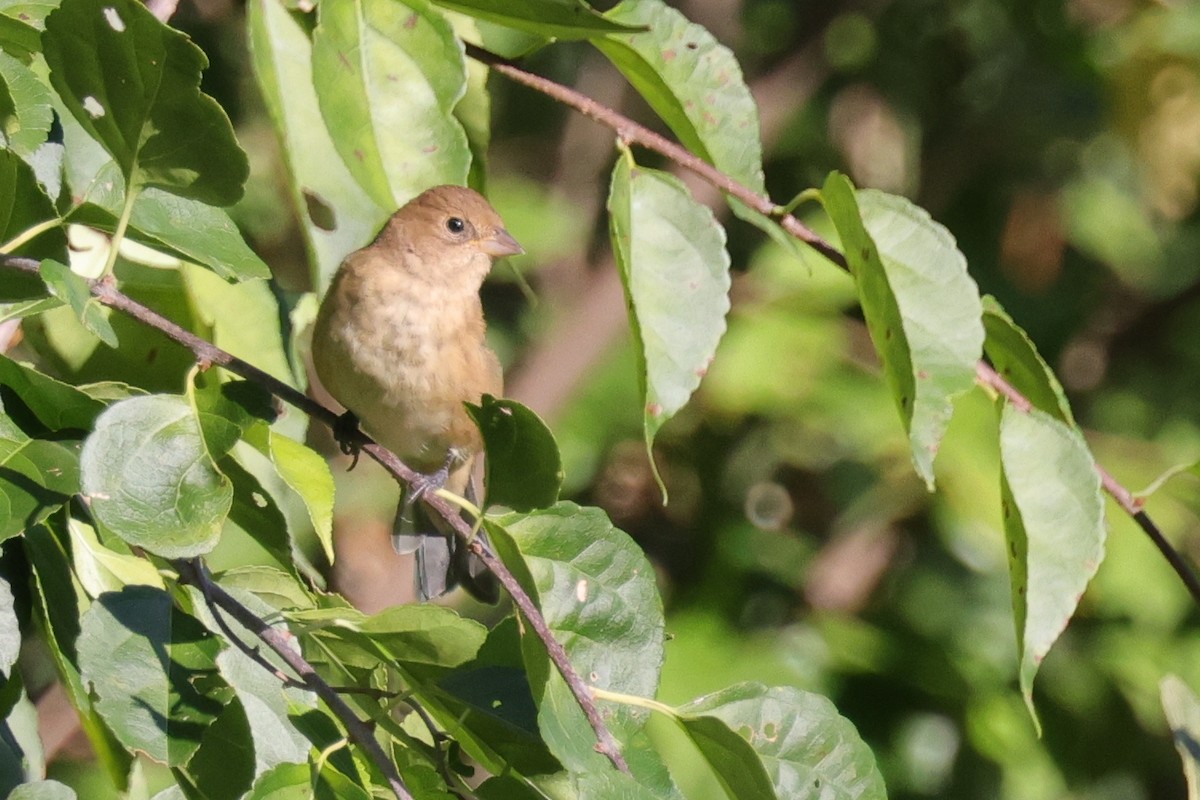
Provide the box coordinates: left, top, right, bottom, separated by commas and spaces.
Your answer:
332, 411, 365, 470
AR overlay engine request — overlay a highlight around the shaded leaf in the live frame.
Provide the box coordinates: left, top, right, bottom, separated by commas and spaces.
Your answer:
39, 258, 117, 347
982, 296, 1073, 425
311, 0, 470, 209
80, 394, 233, 558
247, 0, 386, 291
432, 0, 644, 39
77, 586, 226, 766
0, 149, 66, 262
1162, 674, 1200, 800
820, 173, 982, 488
998, 404, 1105, 730
0, 354, 106, 431
683, 683, 886, 800
43, 0, 248, 205
0, 430, 79, 541
467, 394, 562, 512
486, 503, 664, 773
608, 158, 729, 495
243, 426, 335, 564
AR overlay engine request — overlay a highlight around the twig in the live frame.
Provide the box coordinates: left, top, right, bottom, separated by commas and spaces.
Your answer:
175, 558, 414, 800
463, 46, 1200, 608
0, 254, 631, 773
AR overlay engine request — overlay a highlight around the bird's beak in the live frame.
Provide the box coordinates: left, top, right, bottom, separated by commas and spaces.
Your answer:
478, 228, 524, 258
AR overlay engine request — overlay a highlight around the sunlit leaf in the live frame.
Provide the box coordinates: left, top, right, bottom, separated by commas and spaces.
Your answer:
1162, 674, 1200, 800
0, 429, 79, 541
486, 503, 665, 775
820, 173, 983, 488
467, 394, 562, 512
683, 683, 886, 800
43, 0, 248, 205
311, 0, 470, 210
0, 575, 17, 676
247, 0, 387, 291
66, 516, 164, 597
998, 404, 1105, 730
0, 49, 52, 159
431, 0, 644, 39
0, 354, 107, 431
608, 158, 730, 496
9, 781, 77, 800
982, 296, 1073, 425
39, 258, 117, 347
80, 394, 234, 558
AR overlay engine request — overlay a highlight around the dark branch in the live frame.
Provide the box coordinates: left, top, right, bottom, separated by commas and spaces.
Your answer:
176, 558, 414, 800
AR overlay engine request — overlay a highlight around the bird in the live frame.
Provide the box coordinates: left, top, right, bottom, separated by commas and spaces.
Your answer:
311, 184, 523, 603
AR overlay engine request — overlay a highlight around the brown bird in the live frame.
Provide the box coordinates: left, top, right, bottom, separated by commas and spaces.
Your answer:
312, 185, 523, 603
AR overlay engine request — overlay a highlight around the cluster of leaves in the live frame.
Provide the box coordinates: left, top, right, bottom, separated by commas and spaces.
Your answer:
0, 0, 1197, 798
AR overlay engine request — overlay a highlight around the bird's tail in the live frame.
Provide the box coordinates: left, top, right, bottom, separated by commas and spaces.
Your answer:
391, 483, 500, 604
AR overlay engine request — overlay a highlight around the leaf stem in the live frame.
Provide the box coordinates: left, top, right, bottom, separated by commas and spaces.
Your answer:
104, 184, 140, 277
0, 218, 62, 254
591, 686, 679, 719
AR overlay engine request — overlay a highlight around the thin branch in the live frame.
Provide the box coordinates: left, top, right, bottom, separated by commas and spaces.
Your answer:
176, 558, 414, 800
464, 46, 1200, 608
0, 254, 631, 773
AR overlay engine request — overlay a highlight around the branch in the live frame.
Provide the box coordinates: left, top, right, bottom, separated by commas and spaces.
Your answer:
0, 255, 631, 774
465, 46, 1200, 609
175, 558, 414, 800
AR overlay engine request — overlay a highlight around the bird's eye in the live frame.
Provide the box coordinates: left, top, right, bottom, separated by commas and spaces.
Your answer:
446, 216, 466, 234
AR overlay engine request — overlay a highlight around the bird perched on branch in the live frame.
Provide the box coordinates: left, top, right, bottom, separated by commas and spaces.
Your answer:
312, 185, 523, 604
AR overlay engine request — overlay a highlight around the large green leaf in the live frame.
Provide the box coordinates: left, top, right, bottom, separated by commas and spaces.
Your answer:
0, 428, 79, 541
1162, 675, 1200, 800
247, 0, 387, 291
77, 586, 226, 766
80, 394, 234, 558
683, 683, 886, 800
467, 394, 562, 512
431, 0, 643, 39
486, 503, 665, 774
998, 404, 1105, 729
607, 158, 730, 494
43, 0, 247, 205
0, 49, 51, 159
311, 0, 471, 210
820, 173, 983, 488
0, 355, 106, 431
595, 0, 782, 244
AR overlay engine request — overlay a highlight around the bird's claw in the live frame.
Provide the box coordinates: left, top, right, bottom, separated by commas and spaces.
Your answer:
332, 411, 364, 470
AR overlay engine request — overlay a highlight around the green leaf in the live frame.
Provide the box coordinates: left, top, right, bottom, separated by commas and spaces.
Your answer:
247, 0, 387, 291
0, 432, 80, 541
67, 169, 271, 281
38, 259, 118, 347
0, 355, 107, 431
80, 394, 234, 558
65, 516, 164, 597
9, 781, 77, 800
486, 503, 665, 773
608, 158, 730, 495
0, 575, 17, 676
981, 296, 1073, 425
1162, 675, 1200, 800
595, 0, 779, 243
572, 771, 667, 799
246, 762, 370, 800
819, 173, 983, 488
43, 0, 248, 205
0, 149, 66, 261
0, 49, 52, 159
77, 586, 226, 766
683, 683, 886, 800
431, 0, 644, 39
243, 427, 335, 565
0, 9, 43, 63
311, 0, 471, 210
185, 698, 257, 800
998, 404, 1105, 730
467, 394, 562, 512
287, 603, 486, 671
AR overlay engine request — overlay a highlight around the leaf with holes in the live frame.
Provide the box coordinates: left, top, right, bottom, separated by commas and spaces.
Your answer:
608, 158, 730, 495
820, 173, 983, 488
43, 0, 247, 205
999, 404, 1105, 731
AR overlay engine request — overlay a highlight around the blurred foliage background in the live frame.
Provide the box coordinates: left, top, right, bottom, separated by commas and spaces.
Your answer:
18, 0, 1200, 797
